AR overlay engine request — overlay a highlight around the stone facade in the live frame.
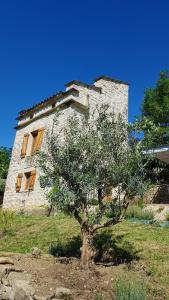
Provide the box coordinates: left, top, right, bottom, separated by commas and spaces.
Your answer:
3, 76, 129, 213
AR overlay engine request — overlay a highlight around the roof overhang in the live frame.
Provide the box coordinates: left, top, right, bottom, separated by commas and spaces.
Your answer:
146, 145, 169, 164
15, 97, 87, 130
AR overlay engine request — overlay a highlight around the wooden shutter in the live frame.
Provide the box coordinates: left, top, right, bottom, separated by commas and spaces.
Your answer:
29, 170, 36, 191
35, 128, 44, 151
16, 173, 23, 192
21, 134, 29, 158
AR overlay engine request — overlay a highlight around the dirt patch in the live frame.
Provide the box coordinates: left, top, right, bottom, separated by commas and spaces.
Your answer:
7, 253, 118, 299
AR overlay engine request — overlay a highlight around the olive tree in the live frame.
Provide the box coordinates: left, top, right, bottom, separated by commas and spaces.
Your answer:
38, 105, 153, 268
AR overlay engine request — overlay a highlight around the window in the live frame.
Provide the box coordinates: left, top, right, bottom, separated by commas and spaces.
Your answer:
21, 134, 29, 158
16, 173, 23, 192
31, 130, 38, 155
25, 170, 36, 191
31, 128, 44, 155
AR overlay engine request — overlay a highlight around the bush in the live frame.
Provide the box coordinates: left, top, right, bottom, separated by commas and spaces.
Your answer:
142, 209, 154, 220
0, 208, 14, 235
125, 206, 142, 219
125, 205, 154, 220
49, 235, 82, 258
116, 276, 147, 300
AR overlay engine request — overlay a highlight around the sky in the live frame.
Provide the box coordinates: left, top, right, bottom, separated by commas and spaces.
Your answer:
0, 0, 169, 148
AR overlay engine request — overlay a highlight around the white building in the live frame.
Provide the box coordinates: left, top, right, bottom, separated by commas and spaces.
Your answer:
3, 76, 129, 213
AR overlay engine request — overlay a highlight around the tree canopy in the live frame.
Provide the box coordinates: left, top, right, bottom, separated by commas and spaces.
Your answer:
142, 70, 169, 145
38, 105, 154, 267
0, 147, 11, 193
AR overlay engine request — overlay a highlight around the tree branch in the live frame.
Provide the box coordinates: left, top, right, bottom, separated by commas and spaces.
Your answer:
92, 217, 122, 233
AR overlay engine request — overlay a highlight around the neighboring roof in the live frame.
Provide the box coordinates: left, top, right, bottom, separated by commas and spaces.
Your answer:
94, 75, 129, 86
146, 145, 169, 164
17, 88, 79, 120
155, 146, 169, 164
65, 80, 102, 92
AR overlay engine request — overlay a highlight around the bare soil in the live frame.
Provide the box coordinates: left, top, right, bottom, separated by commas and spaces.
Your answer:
11, 253, 120, 299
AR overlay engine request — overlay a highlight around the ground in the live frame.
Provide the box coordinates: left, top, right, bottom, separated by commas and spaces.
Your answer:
0, 212, 169, 299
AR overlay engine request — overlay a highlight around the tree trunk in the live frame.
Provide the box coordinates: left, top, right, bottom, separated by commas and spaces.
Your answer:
80, 229, 93, 268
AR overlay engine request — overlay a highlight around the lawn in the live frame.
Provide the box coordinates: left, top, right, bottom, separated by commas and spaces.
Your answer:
0, 211, 169, 299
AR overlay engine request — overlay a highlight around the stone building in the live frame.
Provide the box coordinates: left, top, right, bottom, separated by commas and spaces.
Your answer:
3, 76, 129, 213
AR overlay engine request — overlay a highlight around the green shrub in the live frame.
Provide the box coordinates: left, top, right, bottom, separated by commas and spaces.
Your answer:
116, 276, 147, 300
125, 206, 154, 220
125, 206, 142, 219
0, 208, 14, 235
141, 209, 154, 220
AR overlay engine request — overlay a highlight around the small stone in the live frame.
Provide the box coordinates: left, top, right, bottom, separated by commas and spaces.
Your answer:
0, 257, 14, 265
55, 287, 74, 300
55, 257, 70, 264
1, 277, 10, 286
31, 247, 42, 258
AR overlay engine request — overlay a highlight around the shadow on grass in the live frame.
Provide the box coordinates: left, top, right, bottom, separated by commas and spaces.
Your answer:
93, 230, 141, 265
49, 235, 82, 258
49, 229, 141, 265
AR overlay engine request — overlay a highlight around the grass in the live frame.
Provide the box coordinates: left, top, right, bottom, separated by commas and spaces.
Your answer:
116, 276, 147, 300
125, 205, 154, 220
0, 211, 169, 298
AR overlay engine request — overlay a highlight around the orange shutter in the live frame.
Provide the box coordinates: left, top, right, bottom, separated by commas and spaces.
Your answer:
16, 173, 23, 192
35, 128, 44, 151
29, 170, 36, 190
21, 134, 29, 158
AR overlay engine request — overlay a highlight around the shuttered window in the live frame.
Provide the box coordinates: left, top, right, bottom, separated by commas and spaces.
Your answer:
36, 128, 44, 151
25, 170, 36, 191
29, 170, 36, 190
16, 173, 23, 192
21, 134, 29, 158
31, 128, 44, 155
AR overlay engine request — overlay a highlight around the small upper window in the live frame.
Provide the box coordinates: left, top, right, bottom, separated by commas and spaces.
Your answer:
21, 133, 29, 158
31, 130, 38, 155
30, 128, 44, 155
25, 170, 36, 191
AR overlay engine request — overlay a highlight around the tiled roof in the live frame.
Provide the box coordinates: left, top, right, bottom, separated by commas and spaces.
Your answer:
17, 88, 79, 120
65, 80, 102, 92
17, 75, 128, 120
94, 75, 129, 86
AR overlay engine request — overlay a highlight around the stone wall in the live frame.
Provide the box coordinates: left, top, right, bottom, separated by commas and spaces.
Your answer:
3, 77, 128, 213
143, 184, 169, 204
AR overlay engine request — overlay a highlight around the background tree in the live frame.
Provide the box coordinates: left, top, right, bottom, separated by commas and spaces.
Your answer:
130, 117, 169, 184
38, 105, 154, 268
0, 147, 11, 193
141, 70, 169, 183
142, 70, 169, 145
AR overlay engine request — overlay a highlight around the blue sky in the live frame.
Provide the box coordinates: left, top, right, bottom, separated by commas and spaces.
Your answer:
0, 0, 169, 148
